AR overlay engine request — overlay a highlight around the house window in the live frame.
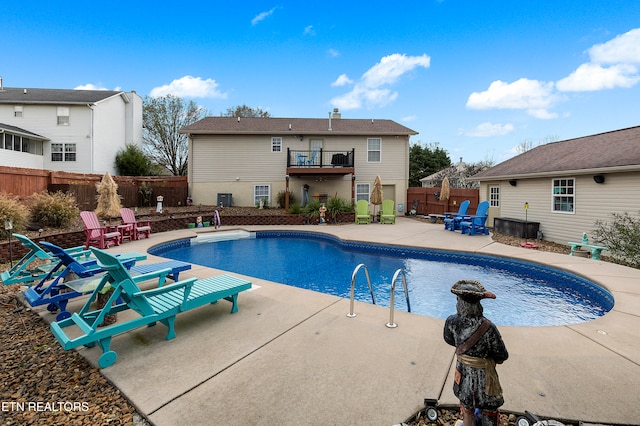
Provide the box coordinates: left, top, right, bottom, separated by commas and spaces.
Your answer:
65, 143, 77, 161
51, 143, 63, 161
4, 134, 13, 150
489, 186, 500, 207
57, 107, 70, 126
14, 106, 23, 118
51, 143, 76, 162
356, 183, 370, 202
254, 184, 270, 207
271, 137, 282, 153
552, 178, 574, 213
367, 138, 381, 162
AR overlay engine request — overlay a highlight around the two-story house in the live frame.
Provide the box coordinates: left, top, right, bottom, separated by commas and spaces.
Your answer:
0, 82, 142, 175
181, 109, 418, 213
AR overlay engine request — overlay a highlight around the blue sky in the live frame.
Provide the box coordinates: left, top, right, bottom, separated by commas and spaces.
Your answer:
3, 1, 640, 164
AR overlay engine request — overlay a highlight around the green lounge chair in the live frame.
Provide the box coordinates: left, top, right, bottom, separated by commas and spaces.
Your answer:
50, 247, 252, 368
355, 200, 371, 224
1, 234, 91, 286
380, 199, 396, 224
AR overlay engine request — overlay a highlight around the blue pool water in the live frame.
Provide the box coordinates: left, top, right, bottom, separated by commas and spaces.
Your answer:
150, 231, 614, 327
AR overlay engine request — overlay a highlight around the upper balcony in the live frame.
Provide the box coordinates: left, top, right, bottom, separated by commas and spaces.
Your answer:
286, 148, 355, 176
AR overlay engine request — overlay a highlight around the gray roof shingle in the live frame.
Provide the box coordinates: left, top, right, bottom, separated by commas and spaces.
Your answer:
474, 125, 640, 179
0, 122, 48, 139
0, 87, 123, 105
181, 116, 418, 136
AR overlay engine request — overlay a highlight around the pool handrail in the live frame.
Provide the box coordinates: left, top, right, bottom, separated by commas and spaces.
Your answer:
347, 263, 375, 318
386, 269, 410, 328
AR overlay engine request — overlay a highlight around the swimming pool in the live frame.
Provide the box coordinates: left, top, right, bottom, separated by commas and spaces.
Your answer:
150, 230, 614, 327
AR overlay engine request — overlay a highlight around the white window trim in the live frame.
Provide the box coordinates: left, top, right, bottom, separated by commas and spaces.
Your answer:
489, 185, 500, 207
254, 184, 271, 207
356, 182, 370, 202
57, 106, 70, 126
551, 177, 575, 214
367, 138, 381, 163
271, 137, 282, 153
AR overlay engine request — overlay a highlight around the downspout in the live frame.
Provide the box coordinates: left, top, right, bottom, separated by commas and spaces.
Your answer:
87, 104, 94, 173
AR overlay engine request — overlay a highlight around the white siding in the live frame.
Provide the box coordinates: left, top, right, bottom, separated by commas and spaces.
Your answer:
481, 172, 640, 244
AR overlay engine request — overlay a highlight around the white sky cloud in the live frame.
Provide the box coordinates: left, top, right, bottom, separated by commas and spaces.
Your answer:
251, 8, 277, 26
402, 115, 417, 122
588, 28, 640, 64
556, 63, 639, 91
463, 122, 514, 137
331, 74, 353, 87
74, 83, 108, 90
149, 76, 227, 98
327, 48, 340, 57
466, 78, 556, 110
331, 53, 430, 110
527, 108, 559, 119
303, 25, 315, 36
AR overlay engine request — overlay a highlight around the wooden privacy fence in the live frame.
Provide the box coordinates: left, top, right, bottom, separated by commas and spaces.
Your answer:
406, 187, 480, 215
0, 166, 188, 209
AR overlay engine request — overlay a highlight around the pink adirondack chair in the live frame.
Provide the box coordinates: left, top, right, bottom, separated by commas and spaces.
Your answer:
80, 211, 121, 249
120, 208, 151, 240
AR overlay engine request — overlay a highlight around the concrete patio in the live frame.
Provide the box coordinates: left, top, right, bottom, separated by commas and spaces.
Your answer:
32, 218, 640, 425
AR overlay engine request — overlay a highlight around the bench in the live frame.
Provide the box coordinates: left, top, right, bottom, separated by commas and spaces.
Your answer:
568, 242, 609, 260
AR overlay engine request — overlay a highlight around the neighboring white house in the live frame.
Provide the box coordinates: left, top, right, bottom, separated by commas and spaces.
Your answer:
180, 109, 418, 213
0, 83, 142, 175
473, 125, 640, 244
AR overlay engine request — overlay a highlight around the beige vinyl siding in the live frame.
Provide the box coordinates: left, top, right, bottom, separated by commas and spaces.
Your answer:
189, 133, 410, 208
482, 171, 640, 244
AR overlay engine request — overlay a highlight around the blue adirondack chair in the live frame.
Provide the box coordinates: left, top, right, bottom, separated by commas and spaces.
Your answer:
460, 201, 491, 235
50, 247, 252, 368
443, 200, 470, 231
22, 241, 150, 320
1, 234, 91, 286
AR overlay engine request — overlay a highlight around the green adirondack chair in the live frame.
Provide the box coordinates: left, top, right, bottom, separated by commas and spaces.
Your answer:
355, 200, 371, 224
380, 199, 396, 224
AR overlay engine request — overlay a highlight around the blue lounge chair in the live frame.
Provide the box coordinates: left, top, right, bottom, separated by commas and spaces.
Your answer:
443, 200, 470, 231
23, 241, 189, 319
50, 247, 252, 368
1, 234, 91, 286
460, 201, 491, 236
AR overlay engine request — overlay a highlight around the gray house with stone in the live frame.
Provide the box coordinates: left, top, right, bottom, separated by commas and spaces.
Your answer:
181, 110, 417, 212
473, 125, 640, 245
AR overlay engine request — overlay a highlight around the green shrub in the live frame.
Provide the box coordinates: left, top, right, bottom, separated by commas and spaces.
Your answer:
115, 144, 154, 176
594, 211, 640, 268
288, 203, 303, 214
326, 196, 353, 223
275, 190, 297, 208
0, 193, 29, 235
29, 191, 80, 228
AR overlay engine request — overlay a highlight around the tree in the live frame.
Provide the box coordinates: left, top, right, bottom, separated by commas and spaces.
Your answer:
115, 144, 154, 176
143, 95, 208, 176
221, 104, 271, 118
408, 141, 451, 187
431, 159, 494, 189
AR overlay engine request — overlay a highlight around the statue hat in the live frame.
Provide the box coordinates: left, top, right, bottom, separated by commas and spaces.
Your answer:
451, 280, 496, 302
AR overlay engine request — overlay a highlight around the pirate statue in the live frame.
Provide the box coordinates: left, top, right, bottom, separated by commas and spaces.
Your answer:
443, 280, 509, 426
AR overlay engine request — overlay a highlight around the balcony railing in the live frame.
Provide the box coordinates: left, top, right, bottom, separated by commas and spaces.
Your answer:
286, 148, 354, 168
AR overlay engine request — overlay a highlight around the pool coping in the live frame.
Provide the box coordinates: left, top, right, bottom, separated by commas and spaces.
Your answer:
32, 219, 640, 424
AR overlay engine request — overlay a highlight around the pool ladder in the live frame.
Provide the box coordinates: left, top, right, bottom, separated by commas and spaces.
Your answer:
347, 264, 411, 328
